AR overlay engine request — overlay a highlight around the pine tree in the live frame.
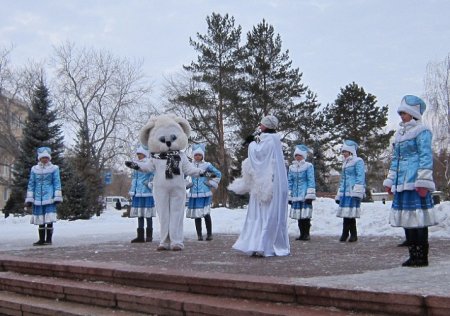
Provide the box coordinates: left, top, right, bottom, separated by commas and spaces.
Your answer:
236, 20, 322, 151
309, 140, 331, 192
231, 20, 324, 201
5, 80, 64, 214
57, 155, 90, 220
59, 126, 102, 219
321, 82, 395, 193
168, 12, 243, 206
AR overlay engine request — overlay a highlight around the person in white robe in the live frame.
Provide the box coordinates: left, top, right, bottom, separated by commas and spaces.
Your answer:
228, 115, 290, 257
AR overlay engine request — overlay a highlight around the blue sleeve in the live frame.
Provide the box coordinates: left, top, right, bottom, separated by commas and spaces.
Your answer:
129, 171, 137, 192
417, 130, 433, 171
207, 163, 222, 180
287, 170, 293, 191
307, 164, 316, 189
390, 143, 399, 173
53, 167, 62, 192
27, 170, 36, 194
355, 159, 365, 185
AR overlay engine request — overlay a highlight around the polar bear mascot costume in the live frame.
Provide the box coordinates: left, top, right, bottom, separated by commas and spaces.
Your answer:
125, 114, 207, 251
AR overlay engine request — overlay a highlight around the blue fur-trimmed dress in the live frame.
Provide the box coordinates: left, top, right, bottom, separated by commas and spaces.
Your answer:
336, 156, 365, 218
383, 120, 438, 228
129, 158, 156, 218
186, 161, 221, 218
288, 160, 316, 219
25, 162, 62, 225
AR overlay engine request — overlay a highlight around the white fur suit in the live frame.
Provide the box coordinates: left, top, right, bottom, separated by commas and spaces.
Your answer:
135, 115, 205, 250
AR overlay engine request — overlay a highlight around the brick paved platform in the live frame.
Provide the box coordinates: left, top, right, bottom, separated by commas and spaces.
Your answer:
2, 235, 450, 293
1, 235, 450, 315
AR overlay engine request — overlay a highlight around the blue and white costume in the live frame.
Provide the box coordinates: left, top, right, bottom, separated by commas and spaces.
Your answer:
336, 141, 365, 219
186, 144, 221, 241
288, 145, 316, 220
128, 145, 156, 243
26, 147, 62, 225
383, 95, 437, 267
335, 140, 365, 243
129, 155, 156, 219
383, 120, 437, 228
186, 158, 222, 218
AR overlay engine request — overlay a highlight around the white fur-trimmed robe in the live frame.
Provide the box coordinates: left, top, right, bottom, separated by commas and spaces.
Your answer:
229, 133, 290, 257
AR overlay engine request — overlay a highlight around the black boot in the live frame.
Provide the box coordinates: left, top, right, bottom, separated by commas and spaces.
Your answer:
348, 218, 358, 242
402, 244, 418, 267
195, 218, 203, 241
33, 226, 46, 246
45, 225, 53, 245
146, 227, 153, 242
415, 244, 429, 267
204, 214, 213, 241
131, 228, 145, 243
300, 219, 311, 241
339, 218, 350, 242
295, 220, 303, 240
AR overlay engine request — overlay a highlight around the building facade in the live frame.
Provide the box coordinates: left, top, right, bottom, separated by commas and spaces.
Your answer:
0, 93, 27, 209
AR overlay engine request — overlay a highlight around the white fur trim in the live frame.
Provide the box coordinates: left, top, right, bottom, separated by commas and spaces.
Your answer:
305, 188, 316, 200
294, 148, 307, 159
336, 206, 361, 218
415, 179, 436, 191
228, 159, 253, 195
208, 180, 219, 189
383, 178, 393, 188
38, 151, 51, 160
255, 169, 273, 203
398, 98, 422, 120
351, 184, 365, 199
192, 148, 204, 157
341, 143, 357, 156
136, 146, 149, 157
389, 209, 439, 227
395, 121, 428, 143
54, 190, 63, 202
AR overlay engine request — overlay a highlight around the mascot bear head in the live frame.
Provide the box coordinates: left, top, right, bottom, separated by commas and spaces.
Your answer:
139, 114, 191, 154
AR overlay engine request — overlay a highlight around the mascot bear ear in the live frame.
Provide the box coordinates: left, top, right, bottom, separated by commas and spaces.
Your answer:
139, 116, 158, 148
174, 116, 191, 137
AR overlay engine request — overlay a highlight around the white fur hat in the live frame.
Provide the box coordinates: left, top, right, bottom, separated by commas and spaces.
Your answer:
294, 144, 309, 159
397, 95, 426, 120
192, 143, 206, 157
37, 147, 51, 160
341, 140, 358, 156
260, 115, 279, 129
136, 145, 149, 157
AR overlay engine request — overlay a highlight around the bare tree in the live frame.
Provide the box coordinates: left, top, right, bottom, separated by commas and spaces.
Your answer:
424, 53, 450, 193
51, 42, 153, 172
0, 46, 43, 186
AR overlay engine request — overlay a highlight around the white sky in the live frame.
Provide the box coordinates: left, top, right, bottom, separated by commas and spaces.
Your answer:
1, 0, 450, 128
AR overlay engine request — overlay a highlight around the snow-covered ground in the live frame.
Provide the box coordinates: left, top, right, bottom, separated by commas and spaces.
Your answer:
2, 198, 449, 251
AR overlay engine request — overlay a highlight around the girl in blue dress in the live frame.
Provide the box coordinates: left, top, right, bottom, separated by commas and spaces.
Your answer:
335, 140, 365, 242
186, 144, 221, 241
25, 147, 62, 246
129, 145, 156, 242
288, 144, 316, 240
383, 95, 438, 267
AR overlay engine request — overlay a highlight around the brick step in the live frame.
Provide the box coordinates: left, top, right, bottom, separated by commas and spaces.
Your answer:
0, 290, 147, 316
0, 271, 353, 316
1, 255, 449, 316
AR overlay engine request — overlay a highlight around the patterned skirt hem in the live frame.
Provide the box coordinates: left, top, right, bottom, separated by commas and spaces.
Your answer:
129, 207, 156, 218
